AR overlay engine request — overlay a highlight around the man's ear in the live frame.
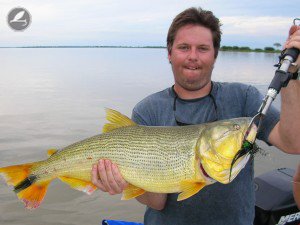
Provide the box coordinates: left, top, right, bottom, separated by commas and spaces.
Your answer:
168, 53, 171, 64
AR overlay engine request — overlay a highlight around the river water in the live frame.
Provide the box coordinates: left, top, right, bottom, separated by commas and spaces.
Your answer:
0, 48, 298, 224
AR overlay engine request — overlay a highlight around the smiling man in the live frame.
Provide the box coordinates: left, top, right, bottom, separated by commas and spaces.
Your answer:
91, 7, 300, 225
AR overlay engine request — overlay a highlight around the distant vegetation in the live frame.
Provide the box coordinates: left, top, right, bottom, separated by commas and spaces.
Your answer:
220, 45, 280, 53
0, 43, 282, 53
0, 45, 166, 49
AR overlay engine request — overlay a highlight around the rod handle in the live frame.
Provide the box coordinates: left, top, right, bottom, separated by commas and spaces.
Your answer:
283, 47, 300, 62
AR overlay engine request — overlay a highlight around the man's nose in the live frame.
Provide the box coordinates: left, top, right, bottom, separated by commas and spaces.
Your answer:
188, 48, 198, 61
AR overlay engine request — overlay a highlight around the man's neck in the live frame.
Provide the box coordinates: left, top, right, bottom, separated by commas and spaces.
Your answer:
174, 82, 212, 100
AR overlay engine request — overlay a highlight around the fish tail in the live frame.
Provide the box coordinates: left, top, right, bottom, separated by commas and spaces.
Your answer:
0, 163, 52, 209
0, 163, 34, 187
14, 174, 37, 193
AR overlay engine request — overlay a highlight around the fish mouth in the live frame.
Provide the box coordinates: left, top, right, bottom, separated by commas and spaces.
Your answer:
245, 123, 257, 143
199, 153, 250, 184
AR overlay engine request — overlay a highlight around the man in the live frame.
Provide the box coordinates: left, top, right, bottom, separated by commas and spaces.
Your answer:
91, 7, 300, 225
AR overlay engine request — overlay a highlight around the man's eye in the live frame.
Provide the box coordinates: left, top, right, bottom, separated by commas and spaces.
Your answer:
178, 46, 189, 50
198, 47, 209, 52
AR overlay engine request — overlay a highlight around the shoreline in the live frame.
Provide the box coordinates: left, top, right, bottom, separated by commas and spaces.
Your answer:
0, 46, 281, 53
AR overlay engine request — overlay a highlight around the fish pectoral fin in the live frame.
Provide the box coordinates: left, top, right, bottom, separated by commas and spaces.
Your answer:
58, 176, 97, 195
121, 183, 145, 200
47, 149, 58, 157
103, 108, 137, 133
177, 180, 206, 201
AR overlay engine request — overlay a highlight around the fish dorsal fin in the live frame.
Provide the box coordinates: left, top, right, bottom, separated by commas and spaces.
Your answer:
103, 108, 136, 133
47, 149, 58, 157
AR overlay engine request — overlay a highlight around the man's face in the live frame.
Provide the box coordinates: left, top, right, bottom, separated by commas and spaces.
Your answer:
168, 24, 216, 92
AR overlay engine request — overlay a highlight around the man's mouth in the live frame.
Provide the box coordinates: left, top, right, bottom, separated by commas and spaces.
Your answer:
184, 66, 200, 70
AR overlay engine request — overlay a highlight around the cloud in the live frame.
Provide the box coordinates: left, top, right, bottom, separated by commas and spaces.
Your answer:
221, 16, 293, 36
0, 0, 299, 46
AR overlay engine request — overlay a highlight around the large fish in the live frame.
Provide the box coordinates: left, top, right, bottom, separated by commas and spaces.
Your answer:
0, 109, 257, 209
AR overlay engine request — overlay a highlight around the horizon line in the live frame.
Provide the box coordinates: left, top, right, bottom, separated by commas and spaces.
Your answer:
0, 45, 167, 49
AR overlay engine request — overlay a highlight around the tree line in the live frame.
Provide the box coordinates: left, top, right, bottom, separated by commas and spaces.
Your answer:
220, 43, 282, 53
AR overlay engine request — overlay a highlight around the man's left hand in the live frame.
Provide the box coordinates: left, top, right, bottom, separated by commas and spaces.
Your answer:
285, 25, 300, 74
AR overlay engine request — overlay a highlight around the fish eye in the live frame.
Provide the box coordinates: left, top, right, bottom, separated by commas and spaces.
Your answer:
233, 124, 240, 130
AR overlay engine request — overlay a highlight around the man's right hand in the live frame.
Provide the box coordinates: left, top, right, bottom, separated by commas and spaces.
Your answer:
91, 159, 167, 210
91, 159, 128, 195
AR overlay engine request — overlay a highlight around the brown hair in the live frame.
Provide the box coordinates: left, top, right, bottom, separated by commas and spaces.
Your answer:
167, 7, 222, 58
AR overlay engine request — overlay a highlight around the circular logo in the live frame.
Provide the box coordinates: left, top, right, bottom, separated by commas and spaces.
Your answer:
7, 7, 31, 31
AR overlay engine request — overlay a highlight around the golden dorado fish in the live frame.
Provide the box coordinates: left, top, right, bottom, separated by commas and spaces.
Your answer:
0, 109, 257, 209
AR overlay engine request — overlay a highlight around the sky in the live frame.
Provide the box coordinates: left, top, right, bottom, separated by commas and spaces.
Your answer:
0, 0, 299, 48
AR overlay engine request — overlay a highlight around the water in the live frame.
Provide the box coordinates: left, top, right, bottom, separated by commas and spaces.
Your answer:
0, 48, 298, 224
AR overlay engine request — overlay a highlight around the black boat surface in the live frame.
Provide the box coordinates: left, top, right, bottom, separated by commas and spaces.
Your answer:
254, 168, 299, 225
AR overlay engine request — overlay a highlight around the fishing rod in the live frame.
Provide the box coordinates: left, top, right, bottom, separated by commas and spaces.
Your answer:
230, 19, 300, 180
244, 18, 300, 142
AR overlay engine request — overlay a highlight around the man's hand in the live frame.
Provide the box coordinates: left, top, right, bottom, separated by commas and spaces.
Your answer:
91, 159, 128, 195
268, 25, 300, 153
91, 159, 166, 210
285, 25, 300, 73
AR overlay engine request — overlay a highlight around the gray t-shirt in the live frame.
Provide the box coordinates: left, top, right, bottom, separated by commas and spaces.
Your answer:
131, 82, 280, 225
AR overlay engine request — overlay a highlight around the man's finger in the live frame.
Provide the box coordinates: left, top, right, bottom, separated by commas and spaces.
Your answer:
284, 26, 300, 73
111, 163, 129, 190
285, 39, 300, 53
97, 159, 112, 192
289, 25, 300, 36
104, 160, 122, 194
91, 164, 107, 192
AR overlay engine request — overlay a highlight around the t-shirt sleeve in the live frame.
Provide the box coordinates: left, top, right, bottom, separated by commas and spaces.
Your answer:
244, 85, 280, 145
131, 97, 155, 126
131, 108, 149, 125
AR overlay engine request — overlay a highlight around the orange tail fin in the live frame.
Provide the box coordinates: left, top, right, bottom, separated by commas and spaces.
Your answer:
0, 163, 52, 209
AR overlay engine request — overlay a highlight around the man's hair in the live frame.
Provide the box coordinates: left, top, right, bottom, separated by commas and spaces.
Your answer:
167, 7, 222, 58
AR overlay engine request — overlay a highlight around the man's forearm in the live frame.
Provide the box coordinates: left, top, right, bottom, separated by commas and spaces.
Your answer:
270, 25, 300, 154
277, 80, 300, 153
136, 192, 167, 210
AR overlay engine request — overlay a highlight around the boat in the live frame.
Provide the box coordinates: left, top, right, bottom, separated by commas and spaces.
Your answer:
254, 168, 299, 225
